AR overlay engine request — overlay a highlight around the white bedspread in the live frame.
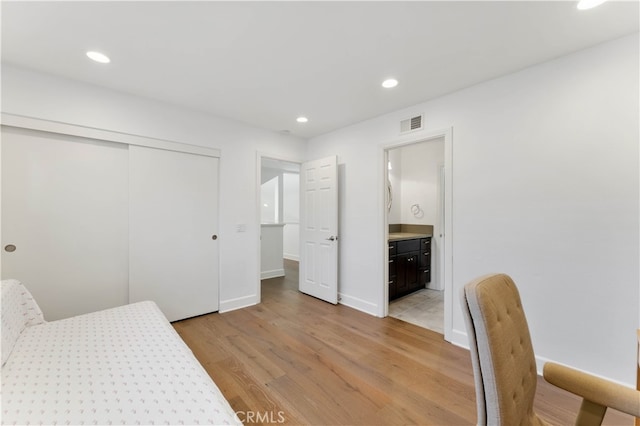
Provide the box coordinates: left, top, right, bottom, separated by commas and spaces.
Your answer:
1, 301, 239, 425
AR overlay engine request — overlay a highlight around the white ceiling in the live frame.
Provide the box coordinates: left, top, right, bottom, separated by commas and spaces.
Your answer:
2, 1, 638, 139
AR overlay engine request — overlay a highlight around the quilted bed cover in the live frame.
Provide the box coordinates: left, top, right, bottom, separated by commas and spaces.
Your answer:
1, 299, 239, 425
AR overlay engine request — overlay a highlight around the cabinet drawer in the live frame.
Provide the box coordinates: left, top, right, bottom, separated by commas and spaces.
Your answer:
389, 279, 397, 300
420, 251, 431, 268
396, 238, 420, 253
388, 256, 397, 276
419, 267, 431, 286
388, 242, 397, 256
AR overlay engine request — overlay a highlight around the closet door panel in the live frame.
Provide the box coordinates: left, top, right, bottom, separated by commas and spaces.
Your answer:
1, 126, 129, 320
128, 145, 219, 322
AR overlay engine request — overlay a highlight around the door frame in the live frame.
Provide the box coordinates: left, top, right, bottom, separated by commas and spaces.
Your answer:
381, 127, 453, 342
255, 151, 303, 303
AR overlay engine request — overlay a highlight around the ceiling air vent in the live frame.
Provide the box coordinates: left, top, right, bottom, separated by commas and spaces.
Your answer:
400, 114, 423, 133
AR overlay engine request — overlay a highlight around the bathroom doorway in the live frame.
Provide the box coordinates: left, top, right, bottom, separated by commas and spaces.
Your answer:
385, 136, 447, 334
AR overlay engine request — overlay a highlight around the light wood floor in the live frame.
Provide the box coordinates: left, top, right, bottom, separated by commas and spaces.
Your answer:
173, 260, 633, 425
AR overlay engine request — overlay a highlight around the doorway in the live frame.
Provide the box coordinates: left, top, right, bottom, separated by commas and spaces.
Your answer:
258, 156, 301, 300
383, 129, 453, 340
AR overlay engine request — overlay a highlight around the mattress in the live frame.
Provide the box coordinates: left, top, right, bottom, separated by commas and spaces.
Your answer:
1, 301, 239, 425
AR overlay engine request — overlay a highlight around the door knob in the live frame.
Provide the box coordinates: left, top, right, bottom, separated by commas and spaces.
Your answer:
4, 244, 16, 252
326, 236, 337, 241
211, 235, 218, 240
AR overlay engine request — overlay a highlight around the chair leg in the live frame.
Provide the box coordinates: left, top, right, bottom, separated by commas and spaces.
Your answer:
575, 399, 607, 426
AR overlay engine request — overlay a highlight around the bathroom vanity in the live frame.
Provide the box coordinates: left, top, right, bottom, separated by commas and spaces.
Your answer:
388, 231, 432, 301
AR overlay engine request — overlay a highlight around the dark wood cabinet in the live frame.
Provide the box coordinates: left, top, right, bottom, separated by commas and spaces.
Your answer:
418, 237, 431, 286
389, 237, 431, 301
388, 242, 397, 299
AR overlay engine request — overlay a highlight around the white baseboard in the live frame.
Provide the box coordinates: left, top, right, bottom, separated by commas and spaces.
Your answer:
449, 327, 633, 388
338, 292, 378, 316
533, 355, 633, 388
450, 328, 470, 350
219, 294, 258, 313
261, 269, 285, 280
283, 253, 299, 261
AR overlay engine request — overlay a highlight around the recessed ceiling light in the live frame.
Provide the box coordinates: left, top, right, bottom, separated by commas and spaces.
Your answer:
86, 51, 110, 64
577, 0, 607, 10
296, 117, 308, 123
382, 78, 398, 88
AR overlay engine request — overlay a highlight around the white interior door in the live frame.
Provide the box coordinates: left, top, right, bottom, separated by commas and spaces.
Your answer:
128, 145, 219, 322
299, 155, 338, 303
1, 126, 129, 320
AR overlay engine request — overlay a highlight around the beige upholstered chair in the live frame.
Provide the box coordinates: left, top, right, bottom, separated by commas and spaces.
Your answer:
461, 273, 640, 426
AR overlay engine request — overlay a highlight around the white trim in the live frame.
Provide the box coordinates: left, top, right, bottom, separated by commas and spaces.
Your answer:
1, 113, 220, 158
533, 355, 633, 388
261, 269, 285, 280
338, 292, 379, 317
453, 327, 634, 389
381, 127, 454, 343
283, 253, 300, 261
219, 294, 258, 313
450, 328, 470, 350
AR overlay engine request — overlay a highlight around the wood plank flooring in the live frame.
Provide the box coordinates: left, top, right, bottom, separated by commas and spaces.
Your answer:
173, 260, 633, 425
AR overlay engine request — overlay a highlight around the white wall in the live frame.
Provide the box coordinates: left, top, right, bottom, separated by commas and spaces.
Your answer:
387, 148, 402, 224
282, 172, 300, 261
399, 139, 444, 226
260, 165, 300, 260
393, 139, 445, 290
1, 64, 306, 312
261, 176, 278, 223
260, 224, 285, 279
306, 34, 639, 385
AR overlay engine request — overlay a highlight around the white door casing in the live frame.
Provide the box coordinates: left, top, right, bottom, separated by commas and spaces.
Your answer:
299, 156, 338, 304
383, 128, 453, 341
1, 126, 129, 320
128, 145, 219, 322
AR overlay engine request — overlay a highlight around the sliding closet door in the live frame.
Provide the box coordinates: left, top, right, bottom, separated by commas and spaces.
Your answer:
1, 126, 129, 320
128, 145, 219, 322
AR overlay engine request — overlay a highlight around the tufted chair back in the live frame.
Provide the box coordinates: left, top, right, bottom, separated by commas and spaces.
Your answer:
461, 273, 549, 426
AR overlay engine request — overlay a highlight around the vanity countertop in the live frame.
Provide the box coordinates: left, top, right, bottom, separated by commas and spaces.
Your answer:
388, 232, 432, 242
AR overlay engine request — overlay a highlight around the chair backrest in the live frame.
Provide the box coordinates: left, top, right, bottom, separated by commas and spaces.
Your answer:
461, 273, 546, 426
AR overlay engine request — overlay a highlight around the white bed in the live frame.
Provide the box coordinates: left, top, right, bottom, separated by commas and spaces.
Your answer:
1, 279, 240, 425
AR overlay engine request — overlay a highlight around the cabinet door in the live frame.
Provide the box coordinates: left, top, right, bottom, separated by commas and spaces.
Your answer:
129, 145, 219, 322
396, 253, 418, 295
406, 254, 419, 291
406, 254, 420, 292
1, 126, 129, 320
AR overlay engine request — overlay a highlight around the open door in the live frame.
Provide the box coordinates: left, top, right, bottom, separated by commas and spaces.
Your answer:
299, 156, 338, 304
